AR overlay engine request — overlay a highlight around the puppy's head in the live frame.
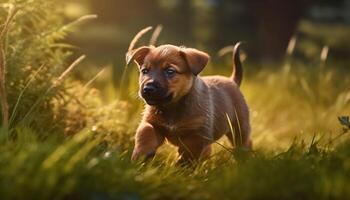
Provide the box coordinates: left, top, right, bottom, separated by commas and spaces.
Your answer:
128, 44, 209, 106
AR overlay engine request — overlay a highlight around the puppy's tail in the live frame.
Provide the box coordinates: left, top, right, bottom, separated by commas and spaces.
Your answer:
230, 42, 243, 87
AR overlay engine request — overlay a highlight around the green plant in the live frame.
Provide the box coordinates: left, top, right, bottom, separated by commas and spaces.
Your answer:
0, 0, 95, 137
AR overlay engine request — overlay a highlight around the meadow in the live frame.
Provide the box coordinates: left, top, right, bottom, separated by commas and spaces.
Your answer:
0, 1, 350, 199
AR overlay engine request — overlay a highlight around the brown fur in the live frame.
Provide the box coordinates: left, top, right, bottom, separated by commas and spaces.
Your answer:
130, 44, 251, 163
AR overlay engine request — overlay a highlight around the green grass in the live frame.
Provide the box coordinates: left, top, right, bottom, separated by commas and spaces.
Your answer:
1, 61, 350, 199
0, 118, 350, 199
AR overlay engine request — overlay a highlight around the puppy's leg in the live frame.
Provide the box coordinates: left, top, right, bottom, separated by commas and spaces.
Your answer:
177, 134, 211, 164
131, 122, 165, 161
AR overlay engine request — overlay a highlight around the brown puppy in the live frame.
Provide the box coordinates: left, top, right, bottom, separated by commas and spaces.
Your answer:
129, 43, 251, 163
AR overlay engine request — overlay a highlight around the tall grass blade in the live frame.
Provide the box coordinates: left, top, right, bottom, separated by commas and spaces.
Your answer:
0, 49, 8, 128
226, 113, 236, 147
199, 133, 234, 154
83, 67, 106, 89
20, 55, 85, 124
55, 55, 85, 84
286, 36, 297, 56
149, 25, 163, 46
178, 137, 195, 160
127, 26, 153, 52
234, 109, 243, 146
61, 14, 98, 31
9, 64, 46, 127
0, 6, 18, 128
320, 46, 329, 63
218, 45, 234, 57
121, 26, 153, 99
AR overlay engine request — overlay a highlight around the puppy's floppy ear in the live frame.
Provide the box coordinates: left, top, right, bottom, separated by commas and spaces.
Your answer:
180, 48, 209, 75
126, 46, 153, 66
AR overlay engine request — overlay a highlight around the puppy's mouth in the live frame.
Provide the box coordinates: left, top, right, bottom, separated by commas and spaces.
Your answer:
142, 93, 173, 106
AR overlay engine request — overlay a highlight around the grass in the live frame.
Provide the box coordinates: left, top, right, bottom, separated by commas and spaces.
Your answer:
1, 59, 350, 199
0, 119, 350, 199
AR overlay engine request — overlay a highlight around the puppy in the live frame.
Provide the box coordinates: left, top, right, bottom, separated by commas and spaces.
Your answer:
129, 43, 251, 163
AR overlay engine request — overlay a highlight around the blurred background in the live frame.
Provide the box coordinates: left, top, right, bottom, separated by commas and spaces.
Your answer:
64, 0, 350, 69
57, 0, 350, 148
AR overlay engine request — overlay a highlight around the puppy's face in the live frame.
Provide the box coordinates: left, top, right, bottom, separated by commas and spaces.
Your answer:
129, 45, 209, 106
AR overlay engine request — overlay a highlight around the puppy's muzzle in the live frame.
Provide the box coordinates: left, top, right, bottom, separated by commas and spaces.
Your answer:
143, 84, 157, 95
141, 82, 172, 105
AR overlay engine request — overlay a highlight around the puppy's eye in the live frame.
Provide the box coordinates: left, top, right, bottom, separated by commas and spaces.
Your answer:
141, 68, 149, 75
165, 68, 176, 77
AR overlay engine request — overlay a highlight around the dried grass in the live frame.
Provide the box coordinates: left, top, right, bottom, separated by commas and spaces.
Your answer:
0, 6, 18, 128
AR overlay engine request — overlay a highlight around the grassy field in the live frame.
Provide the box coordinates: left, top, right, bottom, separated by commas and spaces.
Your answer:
1, 1, 350, 199
1, 62, 350, 199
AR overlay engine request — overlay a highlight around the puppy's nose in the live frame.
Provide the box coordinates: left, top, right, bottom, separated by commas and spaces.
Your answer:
143, 84, 157, 94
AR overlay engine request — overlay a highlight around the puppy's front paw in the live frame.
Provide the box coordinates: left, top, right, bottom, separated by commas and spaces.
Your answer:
131, 149, 156, 162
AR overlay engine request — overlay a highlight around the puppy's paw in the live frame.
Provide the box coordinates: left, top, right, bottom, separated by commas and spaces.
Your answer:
131, 149, 156, 162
